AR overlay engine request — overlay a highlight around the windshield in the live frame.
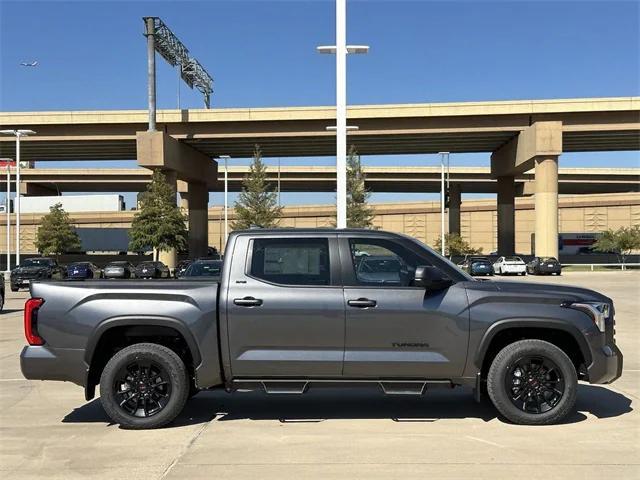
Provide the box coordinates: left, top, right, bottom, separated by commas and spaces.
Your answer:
541, 257, 558, 262
21, 259, 52, 267
184, 261, 222, 277
138, 262, 154, 268
472, 257, 490, 262
505, 256, 523, 262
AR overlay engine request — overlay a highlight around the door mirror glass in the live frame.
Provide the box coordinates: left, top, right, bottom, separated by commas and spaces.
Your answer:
413, 265, 452, 290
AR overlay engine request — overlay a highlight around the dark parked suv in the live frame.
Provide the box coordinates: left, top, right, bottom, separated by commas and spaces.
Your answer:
10, 257, 64, 292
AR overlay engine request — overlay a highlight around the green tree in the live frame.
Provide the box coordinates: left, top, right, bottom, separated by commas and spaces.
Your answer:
434, 233, 482, 257
346, 146, 375, 228
232, 145, 283, 230
591, 226, 640, 267
35, 203, 82, 259
129, 170, 187, 260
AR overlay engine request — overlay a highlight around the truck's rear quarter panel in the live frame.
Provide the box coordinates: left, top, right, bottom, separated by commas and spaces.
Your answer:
22, 280, 222, 389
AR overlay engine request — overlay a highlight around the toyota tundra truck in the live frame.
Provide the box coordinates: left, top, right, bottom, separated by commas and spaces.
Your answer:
20, 229, 622, 429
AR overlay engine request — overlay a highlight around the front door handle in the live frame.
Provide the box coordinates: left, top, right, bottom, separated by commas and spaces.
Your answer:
234, 297, 263, 307
348, 298, 377, 308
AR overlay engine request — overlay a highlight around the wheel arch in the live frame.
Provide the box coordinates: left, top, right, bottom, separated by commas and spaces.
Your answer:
475, 320, 592, 379
84, 316, 202, 400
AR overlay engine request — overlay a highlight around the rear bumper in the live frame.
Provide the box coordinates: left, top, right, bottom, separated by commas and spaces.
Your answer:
500, 266, 526, 273
20, 345, 87, 387
587, 343, 623, 384
537, 266, 561, 274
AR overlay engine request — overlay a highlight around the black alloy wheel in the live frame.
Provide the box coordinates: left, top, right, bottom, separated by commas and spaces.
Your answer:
113, 360, 172, 418
100, 343, 190, 429
505, 356, 565, 414
487, 339, 577, 425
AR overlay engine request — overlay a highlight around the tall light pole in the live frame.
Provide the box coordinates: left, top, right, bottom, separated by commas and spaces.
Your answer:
0, 158, 14, 274
439, 152, 450, 256
1, 129, 36, 267
218, 155, 231, 248
318, 0, 369, 228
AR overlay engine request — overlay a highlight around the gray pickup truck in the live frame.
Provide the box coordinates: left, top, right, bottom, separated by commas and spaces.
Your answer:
20, 229, 622, 429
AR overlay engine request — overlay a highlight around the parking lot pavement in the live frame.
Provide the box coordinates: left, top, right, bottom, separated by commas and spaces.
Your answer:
1, 272, 638, 479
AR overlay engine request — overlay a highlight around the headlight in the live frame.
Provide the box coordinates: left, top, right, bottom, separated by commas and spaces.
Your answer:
562, 301, 610, 332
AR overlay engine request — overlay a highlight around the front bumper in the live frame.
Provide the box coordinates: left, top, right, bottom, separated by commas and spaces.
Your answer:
20, 345, 87, 387
587, 343, 623, 384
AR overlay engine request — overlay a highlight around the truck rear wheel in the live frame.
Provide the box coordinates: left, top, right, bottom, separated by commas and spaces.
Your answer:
99, 343, 190, 429
487, 339, 577, 425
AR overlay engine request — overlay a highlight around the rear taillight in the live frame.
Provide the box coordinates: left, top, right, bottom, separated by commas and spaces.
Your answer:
24, 298, 45, 346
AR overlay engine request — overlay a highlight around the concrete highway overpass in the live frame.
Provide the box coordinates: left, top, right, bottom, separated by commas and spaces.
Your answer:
1, 166, 638, 196
1, 97, 639, 160
1, 96, 639, 261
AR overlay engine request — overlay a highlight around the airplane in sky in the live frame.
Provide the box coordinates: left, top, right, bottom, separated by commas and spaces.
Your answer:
20, 61, 38, 67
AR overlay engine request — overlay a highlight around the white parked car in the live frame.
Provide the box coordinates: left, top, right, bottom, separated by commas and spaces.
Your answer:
493, 256, 527, 275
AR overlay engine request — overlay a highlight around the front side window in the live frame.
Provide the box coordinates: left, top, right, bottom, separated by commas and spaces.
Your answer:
349, 238, 433, 287
250, 238, 330, 286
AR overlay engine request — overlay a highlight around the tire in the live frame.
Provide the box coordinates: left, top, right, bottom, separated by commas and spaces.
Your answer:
487, 339, 577, 425
10, 286, 18, 292
0, 294, 4, 312
99, 343, 190, 429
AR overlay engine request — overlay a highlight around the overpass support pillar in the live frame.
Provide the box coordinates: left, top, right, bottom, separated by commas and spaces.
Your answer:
491, 121, 562, 258
183, 181, 209, 259
534, 156, 559, 259
156, 169, 178, 269
497, 176, 516, 256
137, 131, 218, 268
448, 184, 461, 235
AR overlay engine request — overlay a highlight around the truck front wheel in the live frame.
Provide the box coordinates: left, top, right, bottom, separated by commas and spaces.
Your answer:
99, 343, 190, 429
487, 339, 577, 425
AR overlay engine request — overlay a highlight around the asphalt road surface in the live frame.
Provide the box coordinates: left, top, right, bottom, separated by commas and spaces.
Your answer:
1, 272, 638, 479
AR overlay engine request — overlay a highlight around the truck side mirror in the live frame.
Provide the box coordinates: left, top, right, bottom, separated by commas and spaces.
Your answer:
413, 265, 452, 290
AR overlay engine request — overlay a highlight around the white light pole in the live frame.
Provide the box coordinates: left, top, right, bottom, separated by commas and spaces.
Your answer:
0, 158, 14, 274
218, 155, 231, 249
1, 129, 36, 267
439, 152, 450, 256
318, 0, 369, 228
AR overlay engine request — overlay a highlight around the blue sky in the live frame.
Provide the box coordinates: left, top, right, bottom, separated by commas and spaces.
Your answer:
1, 0, 639, 206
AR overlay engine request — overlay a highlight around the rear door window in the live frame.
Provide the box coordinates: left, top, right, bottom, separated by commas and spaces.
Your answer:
250, 238, 330, 286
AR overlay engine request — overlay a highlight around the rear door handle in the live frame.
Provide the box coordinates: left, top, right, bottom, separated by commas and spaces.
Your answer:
234, 297, 263, 307
348, 298, 377, 308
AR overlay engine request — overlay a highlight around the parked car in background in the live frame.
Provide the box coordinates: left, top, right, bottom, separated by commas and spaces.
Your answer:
10, 258, 65, 292
459, 256, 494, 276
493, 256, 527, 276
174, 260, 193, 278
67, 262, 102, 280
134, 261, 170, 279
180, 259, 222, 280
0, 273, 4, 312
527, 257, 562, 275
103, 261, 135, 279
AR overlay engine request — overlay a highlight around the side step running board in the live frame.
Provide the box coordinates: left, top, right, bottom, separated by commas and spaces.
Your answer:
378, 381, 427, 395
261, 381, 309, 394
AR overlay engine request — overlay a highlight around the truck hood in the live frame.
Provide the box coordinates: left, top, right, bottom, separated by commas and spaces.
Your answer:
466, 279, 611, 304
